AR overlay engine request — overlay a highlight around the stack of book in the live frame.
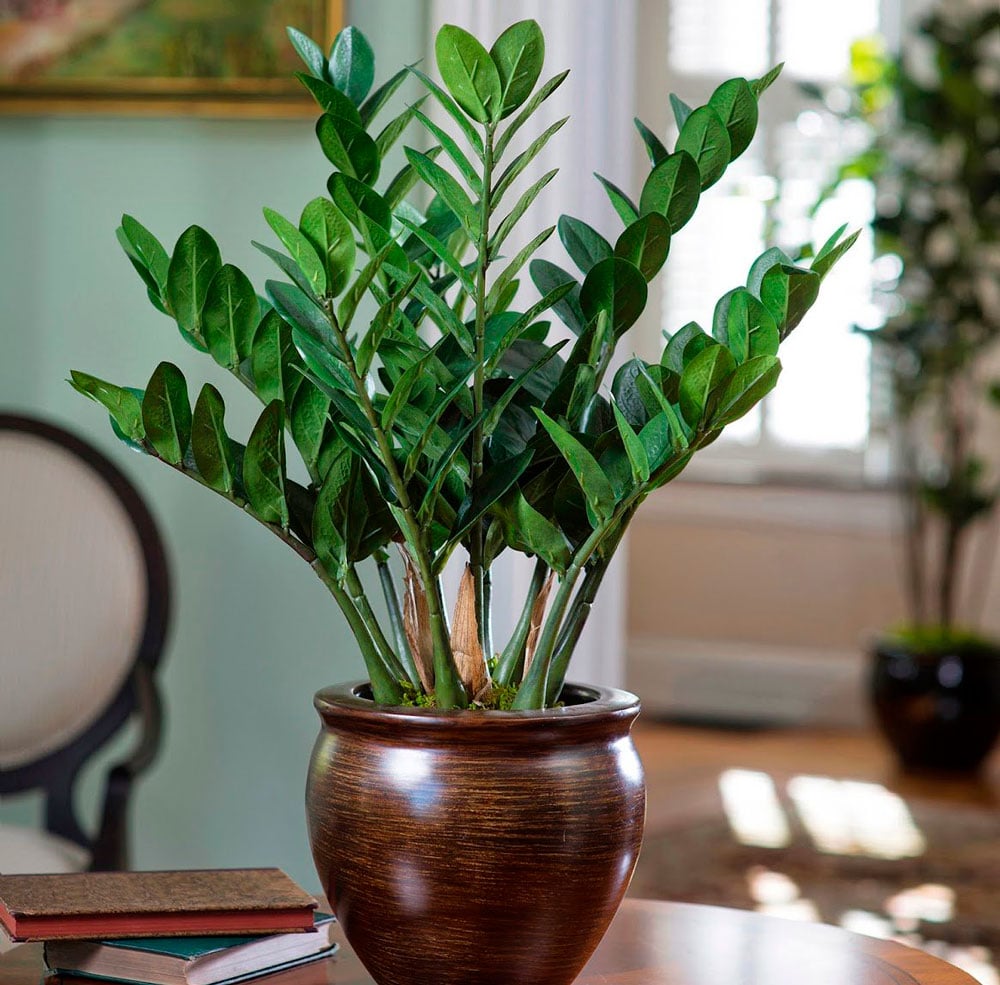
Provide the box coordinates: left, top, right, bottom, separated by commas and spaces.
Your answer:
0, 869, 337, 985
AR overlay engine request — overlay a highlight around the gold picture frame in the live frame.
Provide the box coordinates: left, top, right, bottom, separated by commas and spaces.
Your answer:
0, 0, 344, 117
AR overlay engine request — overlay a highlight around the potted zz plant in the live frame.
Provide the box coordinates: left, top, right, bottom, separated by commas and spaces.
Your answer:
816, 5, 1000, 773
71, 19, 853, 985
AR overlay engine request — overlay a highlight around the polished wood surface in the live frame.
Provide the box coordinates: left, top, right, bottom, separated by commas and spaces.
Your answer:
0, 899, 975, 985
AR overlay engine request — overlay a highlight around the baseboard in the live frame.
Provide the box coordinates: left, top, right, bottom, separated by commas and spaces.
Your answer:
627, 636, 870, 728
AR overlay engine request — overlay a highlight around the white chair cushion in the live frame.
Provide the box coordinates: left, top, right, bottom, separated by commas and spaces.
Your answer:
0, 823, 91, 874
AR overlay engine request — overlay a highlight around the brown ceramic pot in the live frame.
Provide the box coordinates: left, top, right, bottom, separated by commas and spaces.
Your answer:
306, 681, 645, 985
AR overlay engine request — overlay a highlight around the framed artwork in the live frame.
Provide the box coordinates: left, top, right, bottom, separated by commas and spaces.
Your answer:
0, 0, 343, 116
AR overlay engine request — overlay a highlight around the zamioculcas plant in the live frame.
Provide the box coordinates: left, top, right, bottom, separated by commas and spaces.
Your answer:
71, 20, 855, 710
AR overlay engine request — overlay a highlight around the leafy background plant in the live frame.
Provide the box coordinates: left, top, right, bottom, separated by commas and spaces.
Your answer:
811, 3, 1000, 641
73, 18, 854, 708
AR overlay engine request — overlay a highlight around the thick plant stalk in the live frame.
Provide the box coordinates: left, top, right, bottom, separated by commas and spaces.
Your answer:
377, 556, 422, 689
345, 565, 409, 684
494, 559, 549, 686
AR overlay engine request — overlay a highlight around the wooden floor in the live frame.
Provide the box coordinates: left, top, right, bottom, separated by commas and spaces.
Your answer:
632, 721, 1000, 832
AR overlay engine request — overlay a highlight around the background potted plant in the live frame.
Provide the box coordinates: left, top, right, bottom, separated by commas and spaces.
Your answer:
813, 3, 1000, 771
70, 17, 853, 985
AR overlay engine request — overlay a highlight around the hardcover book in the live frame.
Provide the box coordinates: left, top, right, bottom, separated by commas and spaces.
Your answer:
0, 869, 317, 942
43, 915, 337, 985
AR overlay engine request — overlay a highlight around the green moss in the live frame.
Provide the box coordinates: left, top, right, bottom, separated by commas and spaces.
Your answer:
885, 624, 1000, 654
397, 681, 524, 710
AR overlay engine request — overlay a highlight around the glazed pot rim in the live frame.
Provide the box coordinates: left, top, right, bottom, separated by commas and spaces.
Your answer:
314, 680, 640, 731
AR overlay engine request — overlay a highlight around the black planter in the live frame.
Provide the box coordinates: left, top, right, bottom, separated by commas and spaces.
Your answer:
871, 634, 1000, 772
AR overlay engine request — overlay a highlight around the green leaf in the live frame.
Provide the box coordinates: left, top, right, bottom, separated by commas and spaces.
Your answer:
759, 265, 821, 337
203, 264, 258, 370
811, 227, 860, 279
266, 280, 338, 355
595, 173, 639, 227
414, 108, 482, 194
675, 106, 732, 189
68, 371, 144, 444
404, 148, 479, 239
360, 66, 408, 126
263, 206, 326, 296
295, 73, 362, 125
287, 26, 326, 80
486, 225, 554, 314
495, 68, 569, 158
558, 215, 613, 276
397, 216, 475, 295
316, 113, 379, 184
142, 361, 191, 465
662, 321, 709, 374
450, 450, 534, 545
329, 26, 375, 105
328, 171, 392, 232
495, 490, 570, 573
612, 401, 650, 484
639, 151, 701, 230
707, 78, 758, 159
530, 259, 585, 335
679, 345, 737, 426
669, 93, 693, 130
579, 257, 647, 338
750, 63, 783, 98
492, 116, 567, 204
634, 117, 669, 166
490, 168, 558, 256
244, 400, 289, 526
636, 363, 690, 451
191, 384, 235, 494
119, 215, 169, 296
252, 309, 303, 406
614, 213, 671, 281
290, 381, 331, 476
407, 67, 484, 159
435, 23, 502, 124
300, 197, 355, 298
712, 288, 779, 363
374, 97, 427, 159
535, 410, 616, 525
489, 19, 545, 119
312, 447, 352, 576
252, 241, 321, 305
166, 225, 222, 350
747, 246, 795, 295
637, 413, 674, 471
713, 355, 781, 426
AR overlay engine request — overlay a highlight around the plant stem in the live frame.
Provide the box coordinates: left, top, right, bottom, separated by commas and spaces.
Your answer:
377, 556, 422, 688
345, 564, 409, 682
322, 299, 466, 707
470, 123, 497, 661
494, 558, 548, 686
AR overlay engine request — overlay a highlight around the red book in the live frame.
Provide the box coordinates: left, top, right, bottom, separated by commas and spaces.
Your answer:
0, 869, 317, 942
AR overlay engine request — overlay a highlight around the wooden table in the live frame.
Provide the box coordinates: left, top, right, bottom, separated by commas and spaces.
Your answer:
0, 899, 976, 985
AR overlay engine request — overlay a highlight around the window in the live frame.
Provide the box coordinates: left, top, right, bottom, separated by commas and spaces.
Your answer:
636, 0, 900, 482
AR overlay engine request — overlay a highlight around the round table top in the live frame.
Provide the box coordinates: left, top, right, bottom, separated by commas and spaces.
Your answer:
0, 899, 976, 985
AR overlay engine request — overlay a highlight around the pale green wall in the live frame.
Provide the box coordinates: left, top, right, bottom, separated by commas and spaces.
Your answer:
0, 0, 428, 891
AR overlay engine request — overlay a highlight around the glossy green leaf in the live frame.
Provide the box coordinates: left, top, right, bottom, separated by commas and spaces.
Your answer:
486, 225, 554, 314
495, 68, 569, 158
328, 171, 393, 233
203, 264, 258, 369
614, 213, 671, 281
287, 26, 325, 80
295, 73, 362, 124
290, 381, 331, 476
407, 67, 484, 159
639, 151, 701, 230
675, 106, 732, 189
414, 108, 482, 194
636, 363, 691, 450
360, 65, 408, 125
166, 225, 221, 350
612, 401, 650, 484
119, 215, 169, 297
244, 400, 289, 526
312, 447, 352, 576
263, 206, 326, 296
634, 117, 669, 166
450, 450, 534, 545
490, 168, 557, 256
662, 321, 709, 374
637, 413, 674, 471
266, 280, 338, 356
191, 384, 235, 494
142, 361, 191, 465
579, 257, 647, 338
678, 344, 737, 426
252, 309, 303, 406
68, 371, 145, 444
707, 78, 758, 159
529, 259, 584, 335
396, 215, 475, 294
492, 116, 567, 204
595, 173, 639, 226
713, 355, 781, 426
300, 197, 355, 297
558, 215, 612, 276
750, 63, 783, 98
329, 26, 375, 105
811, 227, 860, 279
712, 288, 779, 363
495, 490, 570, 573
489, 19, 545, 119
404, 148, 478, 239
760, 264, 821, 337
536, 410, 616, 525
747, 246, 796, 295
374, 97, 427, 159
316, 113, 379, 184
435, 23, 502, 123
252, 241, 320, 305
669, 93, 693, 130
